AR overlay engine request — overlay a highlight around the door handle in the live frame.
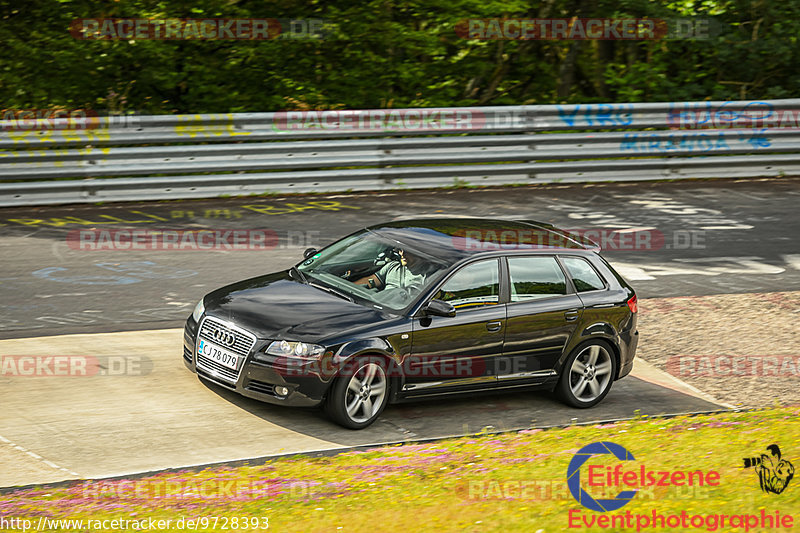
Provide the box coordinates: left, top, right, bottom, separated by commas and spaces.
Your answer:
485, 321, 503, 332
564, 310, 579, 321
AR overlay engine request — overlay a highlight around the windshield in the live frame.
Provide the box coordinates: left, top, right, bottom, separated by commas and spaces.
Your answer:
297, 229, 453, 312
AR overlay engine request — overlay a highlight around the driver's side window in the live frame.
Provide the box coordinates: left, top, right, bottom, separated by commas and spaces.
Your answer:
434, 259, 499, 310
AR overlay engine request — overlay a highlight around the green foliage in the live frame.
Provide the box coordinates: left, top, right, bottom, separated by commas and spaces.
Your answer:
1, 0, 798, 113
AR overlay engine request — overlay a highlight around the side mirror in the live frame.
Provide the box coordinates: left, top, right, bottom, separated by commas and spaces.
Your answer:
422, 299, 456, 318
303, 247, 318, 259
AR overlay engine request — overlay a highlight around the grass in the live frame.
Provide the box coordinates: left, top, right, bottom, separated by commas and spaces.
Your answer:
2, 407, 798, 532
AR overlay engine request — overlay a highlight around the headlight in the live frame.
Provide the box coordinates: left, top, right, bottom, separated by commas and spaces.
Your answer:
265, 340, 325, 359
192, 299, 205, 322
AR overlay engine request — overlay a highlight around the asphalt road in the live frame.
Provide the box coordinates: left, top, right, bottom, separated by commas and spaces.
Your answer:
1, 177, 799, 339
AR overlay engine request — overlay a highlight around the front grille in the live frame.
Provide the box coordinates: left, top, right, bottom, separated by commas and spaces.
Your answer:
246, 379, 276, 396
198, 317, 256, 357
195, 316, 257, 384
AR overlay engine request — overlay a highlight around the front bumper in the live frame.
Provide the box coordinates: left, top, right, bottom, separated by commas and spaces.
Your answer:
183, 316, 327, 408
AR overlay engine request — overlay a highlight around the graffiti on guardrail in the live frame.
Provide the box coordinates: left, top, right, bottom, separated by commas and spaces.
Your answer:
554, 100, 800, 130
557, 104, 634, 127
3, 99, 799, 206
621, 132, 729, 153
619, 130, 772, 153
172, 113, 254, 138
2, 129, 113, 146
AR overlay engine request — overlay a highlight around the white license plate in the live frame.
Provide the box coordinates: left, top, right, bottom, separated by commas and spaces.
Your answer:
197, 339, 239, 371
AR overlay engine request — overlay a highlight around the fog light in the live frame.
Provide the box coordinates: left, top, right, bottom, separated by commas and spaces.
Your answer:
275, 386, 289, 397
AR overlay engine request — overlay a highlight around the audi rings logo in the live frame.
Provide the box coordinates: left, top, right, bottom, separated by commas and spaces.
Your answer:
213, 328, 236, 347
567, 441, 637, 512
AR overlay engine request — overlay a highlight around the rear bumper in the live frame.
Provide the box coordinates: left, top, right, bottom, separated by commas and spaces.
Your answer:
617, 317, 639, 379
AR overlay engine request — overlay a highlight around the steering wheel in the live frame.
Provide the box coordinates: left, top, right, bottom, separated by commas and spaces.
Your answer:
399, 283, 423, 300
405, 282, 422, 292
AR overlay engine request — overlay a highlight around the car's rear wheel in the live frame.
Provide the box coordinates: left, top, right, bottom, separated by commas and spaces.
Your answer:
556, 341, 617, 408
325, 358, 389, 429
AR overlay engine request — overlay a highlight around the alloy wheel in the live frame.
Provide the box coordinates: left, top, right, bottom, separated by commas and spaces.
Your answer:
568, 344, 613, 402
343, 362, 387, 423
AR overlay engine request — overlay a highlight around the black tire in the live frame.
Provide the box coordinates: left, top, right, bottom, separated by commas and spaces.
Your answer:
325, 357, 390, 429
556, 340, 617, 408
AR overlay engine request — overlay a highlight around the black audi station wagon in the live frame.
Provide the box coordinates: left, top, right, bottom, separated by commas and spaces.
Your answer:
183, 218, 639, 428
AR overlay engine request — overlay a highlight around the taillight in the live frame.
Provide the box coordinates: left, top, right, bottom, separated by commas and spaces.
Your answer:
626, 295, 638, 313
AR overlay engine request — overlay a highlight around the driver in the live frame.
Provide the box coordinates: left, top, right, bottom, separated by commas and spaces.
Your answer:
355, 249, 427, 291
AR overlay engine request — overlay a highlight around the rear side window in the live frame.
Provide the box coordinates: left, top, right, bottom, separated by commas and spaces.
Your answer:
507, 256, 567, 302
434, 259, 499, 309
562, 257, 606, 292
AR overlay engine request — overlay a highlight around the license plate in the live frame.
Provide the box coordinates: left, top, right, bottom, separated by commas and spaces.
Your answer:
197, 339, 239, 371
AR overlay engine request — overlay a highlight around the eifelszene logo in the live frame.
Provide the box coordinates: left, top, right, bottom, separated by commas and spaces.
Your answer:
567, 441, 720, 512
567, 442, 638, 512
743, 444, 795, 495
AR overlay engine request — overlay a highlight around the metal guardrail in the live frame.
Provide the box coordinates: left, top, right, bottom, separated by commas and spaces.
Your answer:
2, 99, 800, 206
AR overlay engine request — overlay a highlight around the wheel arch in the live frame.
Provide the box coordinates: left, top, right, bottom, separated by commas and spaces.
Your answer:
329, 343, 403, 403
558, 334, 622, 380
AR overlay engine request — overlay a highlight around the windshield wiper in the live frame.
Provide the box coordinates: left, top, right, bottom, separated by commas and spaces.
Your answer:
289, 266, 307, 284
309, 281, 354, 303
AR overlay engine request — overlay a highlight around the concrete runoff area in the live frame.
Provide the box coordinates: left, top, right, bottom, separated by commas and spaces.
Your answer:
0, 328, 724, 489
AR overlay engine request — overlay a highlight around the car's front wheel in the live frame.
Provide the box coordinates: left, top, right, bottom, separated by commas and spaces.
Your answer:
556, 341, 617, 408
325, 358, 389, 429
